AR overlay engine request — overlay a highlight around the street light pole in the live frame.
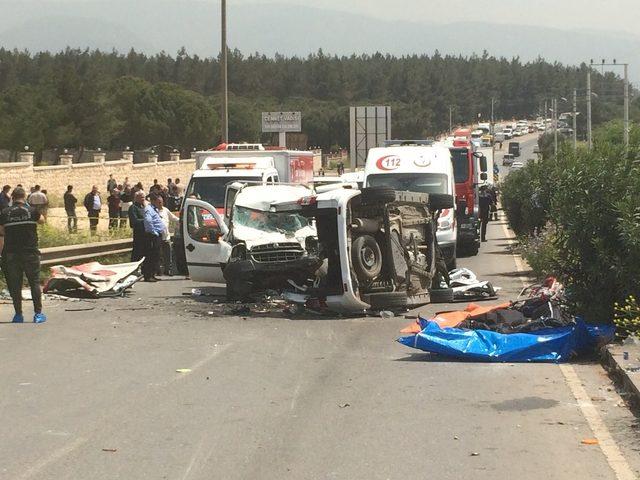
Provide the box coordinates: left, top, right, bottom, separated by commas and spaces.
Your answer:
624, 63, 630, 148
572, 89, 577, 149
449, 106, 453, 134
587, 70, 592, 151
220, 0, 229, 143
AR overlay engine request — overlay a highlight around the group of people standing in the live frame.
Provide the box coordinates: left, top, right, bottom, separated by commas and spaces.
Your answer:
128, 189, 179, 282
60, 175, 183, 235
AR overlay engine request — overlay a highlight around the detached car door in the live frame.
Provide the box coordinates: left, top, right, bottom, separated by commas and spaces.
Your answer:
182, 198, 231, 283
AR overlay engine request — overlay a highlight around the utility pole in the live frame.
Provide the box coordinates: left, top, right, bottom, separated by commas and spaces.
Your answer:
449, 106, 453, 134
490, 97, 495, 134
572, 89, 577, 149
553, 98, 558, 158
624, 63, 630, 148
587, 70, 592, 151
220, 0, 229, 143
544, 100, 548, 120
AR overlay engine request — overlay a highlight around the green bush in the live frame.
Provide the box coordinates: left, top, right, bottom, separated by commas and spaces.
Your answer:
502, 122, 640, 323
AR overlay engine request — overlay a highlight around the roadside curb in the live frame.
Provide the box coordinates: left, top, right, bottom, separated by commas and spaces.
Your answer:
601, 343, 640, 408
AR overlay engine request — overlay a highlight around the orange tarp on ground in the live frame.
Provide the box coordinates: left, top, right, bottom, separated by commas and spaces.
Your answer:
400, 302, 512, 334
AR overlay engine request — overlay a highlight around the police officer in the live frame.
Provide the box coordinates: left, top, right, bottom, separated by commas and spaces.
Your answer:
0, 187, 47, 323
478, 186, 492, 243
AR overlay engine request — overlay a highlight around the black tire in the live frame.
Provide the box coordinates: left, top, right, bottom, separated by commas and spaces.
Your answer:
351, 235, 383, 282
366, 291, 408, 310
360, 186, 396, 205
445, 256, 457, 272
226, 279, 252, 302
430, 288, 454, 303
428, 193, 455, 210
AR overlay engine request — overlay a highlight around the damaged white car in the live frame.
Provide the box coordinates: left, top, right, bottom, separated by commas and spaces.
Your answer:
182, 183, 321, 298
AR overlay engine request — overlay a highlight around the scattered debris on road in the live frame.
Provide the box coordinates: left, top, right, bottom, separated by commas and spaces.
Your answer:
448, 268, 500, 302
44, 260, 144, 298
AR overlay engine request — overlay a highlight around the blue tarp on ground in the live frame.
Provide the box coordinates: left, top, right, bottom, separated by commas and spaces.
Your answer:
398, 317, 615, 363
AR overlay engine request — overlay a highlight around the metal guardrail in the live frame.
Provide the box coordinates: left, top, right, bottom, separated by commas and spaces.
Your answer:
40, 239, 133, 266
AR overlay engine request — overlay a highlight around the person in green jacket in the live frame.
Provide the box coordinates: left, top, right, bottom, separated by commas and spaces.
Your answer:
128, 191, 146, 261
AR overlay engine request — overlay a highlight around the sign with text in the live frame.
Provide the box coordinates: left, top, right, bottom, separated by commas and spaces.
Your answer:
261, 111, 302, 132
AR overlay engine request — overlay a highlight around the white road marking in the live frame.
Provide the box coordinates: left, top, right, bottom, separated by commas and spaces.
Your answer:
499, 217, 637, 480
13, 436, 88, 480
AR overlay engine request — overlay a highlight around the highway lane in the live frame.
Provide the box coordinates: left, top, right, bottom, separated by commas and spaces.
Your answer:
1, 145, 639, 479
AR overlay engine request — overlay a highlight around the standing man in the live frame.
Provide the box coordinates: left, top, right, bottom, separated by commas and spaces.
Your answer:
142, 193, 164, 282
84, 185, 102, 235
478, 186, 492, 243
106, 174, 117, 193
107, 188, 121, 230
63, 185, 78, 233
27, 185, 48, 218
174, 178, 183, 196
0, 185, 11, 210
0, 187, 47, 323
128, 191, 147, 262
158, 196, 179, 276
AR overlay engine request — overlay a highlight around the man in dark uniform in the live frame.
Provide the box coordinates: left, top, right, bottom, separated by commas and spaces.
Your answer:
478, 186, 492, 243
0, 187, 47, 323
128, 191, 146, 262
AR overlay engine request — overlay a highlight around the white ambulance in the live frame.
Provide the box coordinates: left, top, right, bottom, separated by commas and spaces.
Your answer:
362, 140, 458, 270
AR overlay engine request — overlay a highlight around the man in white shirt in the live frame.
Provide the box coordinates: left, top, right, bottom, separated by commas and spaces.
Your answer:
27, 185, 48, 218
158, 196, 179, 275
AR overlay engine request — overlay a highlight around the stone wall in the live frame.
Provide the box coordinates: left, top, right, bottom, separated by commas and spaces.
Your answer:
0, 154, 196, 203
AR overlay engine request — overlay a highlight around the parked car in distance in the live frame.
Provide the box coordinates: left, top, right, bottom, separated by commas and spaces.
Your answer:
502, 154, 515, 166
502, 128, 513, 139
511, 161, 524, 169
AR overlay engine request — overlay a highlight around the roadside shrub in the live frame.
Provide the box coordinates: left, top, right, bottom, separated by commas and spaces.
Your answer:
502, 123, 640, 323
614, 296, 640, 340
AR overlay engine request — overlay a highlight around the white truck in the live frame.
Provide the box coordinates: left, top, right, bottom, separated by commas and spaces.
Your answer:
187, 144, 315, 212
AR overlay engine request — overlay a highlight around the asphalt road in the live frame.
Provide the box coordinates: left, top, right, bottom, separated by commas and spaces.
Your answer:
1, 144, 639, 479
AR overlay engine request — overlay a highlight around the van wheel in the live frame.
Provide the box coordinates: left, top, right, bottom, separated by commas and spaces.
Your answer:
351, 235, 383, 282
430, 288, 454, 304
360, 187, 396, 205
366, 291, 408, 310
445, 256, 457, 272
226, 279, 252, 302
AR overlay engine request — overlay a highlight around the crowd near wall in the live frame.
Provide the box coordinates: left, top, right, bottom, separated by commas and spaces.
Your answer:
0, 151, 196, 199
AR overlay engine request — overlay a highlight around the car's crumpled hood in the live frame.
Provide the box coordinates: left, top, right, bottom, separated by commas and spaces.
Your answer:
232, 224, 316, 249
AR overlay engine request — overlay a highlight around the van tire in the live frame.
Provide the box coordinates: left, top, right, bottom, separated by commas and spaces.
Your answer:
360, 187, 396, 205
430, 288, 454, 304
366, 291, 408, 310
351, 235, 383, 282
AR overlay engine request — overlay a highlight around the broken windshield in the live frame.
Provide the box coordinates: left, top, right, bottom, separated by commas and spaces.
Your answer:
233, 206, 310, 234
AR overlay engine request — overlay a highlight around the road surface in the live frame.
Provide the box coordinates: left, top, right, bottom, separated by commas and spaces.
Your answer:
1, 143, 639, 479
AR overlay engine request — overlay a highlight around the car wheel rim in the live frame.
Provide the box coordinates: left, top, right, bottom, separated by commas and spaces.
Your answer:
361, 246, 377, 270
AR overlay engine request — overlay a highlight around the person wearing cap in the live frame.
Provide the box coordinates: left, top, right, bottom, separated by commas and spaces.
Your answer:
0, 187, 47, 323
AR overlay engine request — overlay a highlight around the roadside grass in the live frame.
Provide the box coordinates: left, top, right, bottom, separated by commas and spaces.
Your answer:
38, 223, 131, 248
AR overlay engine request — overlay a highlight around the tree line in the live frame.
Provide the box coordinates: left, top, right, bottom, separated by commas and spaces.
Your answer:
0, 47, 636, 159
